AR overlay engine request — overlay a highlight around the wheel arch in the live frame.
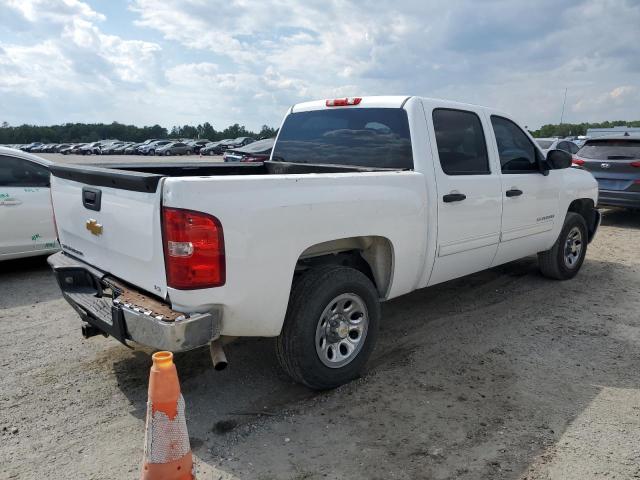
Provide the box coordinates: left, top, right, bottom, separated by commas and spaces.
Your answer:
567, 198, 599, 242
296, 236, 394, 298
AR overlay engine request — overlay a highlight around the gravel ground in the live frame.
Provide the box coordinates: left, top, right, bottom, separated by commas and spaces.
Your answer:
1, 204, 639, 480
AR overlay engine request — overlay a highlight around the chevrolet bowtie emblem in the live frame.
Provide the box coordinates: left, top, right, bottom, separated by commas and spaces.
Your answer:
86, 219, 103, 236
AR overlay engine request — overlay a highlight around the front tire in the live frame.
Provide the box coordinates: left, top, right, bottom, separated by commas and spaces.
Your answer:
538, 212, 588, 280
276, 265, 380, 390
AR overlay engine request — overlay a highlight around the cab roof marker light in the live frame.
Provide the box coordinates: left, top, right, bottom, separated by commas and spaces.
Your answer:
326, 97, 362, 107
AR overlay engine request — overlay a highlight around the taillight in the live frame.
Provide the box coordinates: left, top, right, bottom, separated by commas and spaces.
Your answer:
631, 161, 640, 168
326, 97, 362, 107
161, 207, 225, 289
572, 157, 585, 166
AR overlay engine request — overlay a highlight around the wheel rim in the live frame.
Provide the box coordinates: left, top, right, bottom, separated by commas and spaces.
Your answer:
315, 293, 369, 369
563, 226, 583, 268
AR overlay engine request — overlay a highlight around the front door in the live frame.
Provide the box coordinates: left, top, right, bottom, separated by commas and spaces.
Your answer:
426, 106, 503, 286
487, 115, 561, 266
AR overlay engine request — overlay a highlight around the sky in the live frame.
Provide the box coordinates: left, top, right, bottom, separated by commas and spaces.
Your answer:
0, 0, 639, 131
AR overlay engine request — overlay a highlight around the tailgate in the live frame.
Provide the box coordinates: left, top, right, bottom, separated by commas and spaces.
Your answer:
50, 169, 168, 299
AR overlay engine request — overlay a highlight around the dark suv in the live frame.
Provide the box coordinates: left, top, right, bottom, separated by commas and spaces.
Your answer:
573, 134, 640, 209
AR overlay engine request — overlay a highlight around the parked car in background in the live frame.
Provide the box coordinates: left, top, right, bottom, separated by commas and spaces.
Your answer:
124, 143, 142, 154
99, 142, 126, 155
535, 138, 580, 156
20, 142, 43, 152
0, 147, 59, 260
139, 140, 171, 156
53, 144, 72, 153
61, 144, 85, 155
572, 134, 640, 209
200, 140, 228, 155
226, 137, 255, 150
187, 139, 211, 154
223, 137, 275, 162
79, 142, 102, 155
155, 142, 193, 156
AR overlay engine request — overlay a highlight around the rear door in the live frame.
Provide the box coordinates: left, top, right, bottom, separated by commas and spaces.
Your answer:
50, 169, 168, 298
0, 155, 57, 257
488, 115, 561, 265
426, 106, 503, 286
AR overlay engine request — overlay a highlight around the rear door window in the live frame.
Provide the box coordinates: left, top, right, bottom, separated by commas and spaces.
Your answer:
0, 156, 50, 187
577, 140, 640, 159
272, 108, 413, 169
432, 108, 490, 175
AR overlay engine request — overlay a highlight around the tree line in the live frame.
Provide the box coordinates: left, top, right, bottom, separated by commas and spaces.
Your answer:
529, 120, 640, 138
0, 121, 278, 144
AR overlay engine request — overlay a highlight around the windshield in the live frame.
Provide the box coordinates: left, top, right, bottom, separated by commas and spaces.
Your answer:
272, 108, 413, 169
577, 140, 640, 159
535, 139, 554, 149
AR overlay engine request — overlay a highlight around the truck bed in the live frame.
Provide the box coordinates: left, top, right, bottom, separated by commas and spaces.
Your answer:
49, 161, 404, 192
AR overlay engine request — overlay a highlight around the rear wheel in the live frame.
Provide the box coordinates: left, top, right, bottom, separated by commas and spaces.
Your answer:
538, 212, 588, 280
276, 265, 380, 390
165, 150, 171, 156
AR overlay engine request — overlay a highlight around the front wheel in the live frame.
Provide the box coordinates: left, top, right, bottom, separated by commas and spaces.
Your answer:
276, 265, 380, 390
538, 212, 588, 280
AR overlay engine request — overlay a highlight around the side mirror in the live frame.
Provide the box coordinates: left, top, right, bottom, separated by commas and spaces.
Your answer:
546, 149, 572, 169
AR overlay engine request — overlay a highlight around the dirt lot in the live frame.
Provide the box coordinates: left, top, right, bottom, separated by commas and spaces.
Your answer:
1, 205, 639, 480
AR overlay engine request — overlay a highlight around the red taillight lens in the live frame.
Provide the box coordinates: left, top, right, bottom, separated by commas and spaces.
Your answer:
631, 161, 640, 168
161, 207, 225, 289
572, 157, 585, 166
326, 97, 362, 107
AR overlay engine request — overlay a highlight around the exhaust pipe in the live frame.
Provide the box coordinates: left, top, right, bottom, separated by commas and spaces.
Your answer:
81, 323, 102, 339
209, 340, 228, 371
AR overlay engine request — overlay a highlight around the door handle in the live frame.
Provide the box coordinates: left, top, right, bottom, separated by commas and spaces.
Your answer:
442, 193, 466, 203
506, 189, 523, 197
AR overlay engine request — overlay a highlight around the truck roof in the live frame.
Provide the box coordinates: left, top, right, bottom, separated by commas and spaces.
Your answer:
290, 95, 502, 115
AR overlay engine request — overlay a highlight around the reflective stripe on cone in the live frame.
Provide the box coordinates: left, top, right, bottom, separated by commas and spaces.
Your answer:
141, 352, 194, 480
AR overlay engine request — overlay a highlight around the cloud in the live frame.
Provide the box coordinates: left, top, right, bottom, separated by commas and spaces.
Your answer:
0, 0, 639, 130
0, 0, 163, 125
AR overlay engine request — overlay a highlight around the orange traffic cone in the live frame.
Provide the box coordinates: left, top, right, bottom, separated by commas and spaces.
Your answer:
140, 351, 194, 480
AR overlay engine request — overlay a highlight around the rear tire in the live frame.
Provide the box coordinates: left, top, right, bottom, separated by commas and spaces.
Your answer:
538, 212, 588, 280
276, 265, 380, 390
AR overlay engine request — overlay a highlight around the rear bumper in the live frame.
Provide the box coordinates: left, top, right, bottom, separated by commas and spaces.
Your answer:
47, 251, 221, 352
597, 190, 640, 208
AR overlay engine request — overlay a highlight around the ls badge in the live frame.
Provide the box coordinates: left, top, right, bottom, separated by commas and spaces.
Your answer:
86, 219, 103, 236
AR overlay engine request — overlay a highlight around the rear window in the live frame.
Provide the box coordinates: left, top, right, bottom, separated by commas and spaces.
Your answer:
577, 140, 640, 159
535, 139, 555, 149
272, 108, 413, 169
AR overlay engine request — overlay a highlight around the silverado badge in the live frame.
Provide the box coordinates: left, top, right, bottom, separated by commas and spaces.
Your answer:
86, 219, 103, 236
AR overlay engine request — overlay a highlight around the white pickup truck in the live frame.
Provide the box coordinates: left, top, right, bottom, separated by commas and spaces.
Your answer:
48, 96, 600, 389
